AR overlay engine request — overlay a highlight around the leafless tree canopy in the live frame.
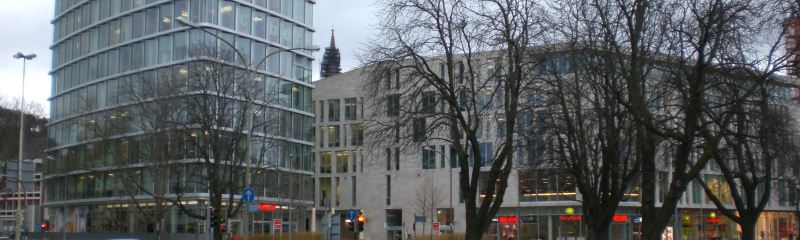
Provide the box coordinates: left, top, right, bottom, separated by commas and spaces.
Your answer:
362, 0, 797, 239
73, 42, 289, 240
362, 0, 545, 238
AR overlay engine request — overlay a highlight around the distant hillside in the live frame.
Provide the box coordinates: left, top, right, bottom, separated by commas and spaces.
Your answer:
0, 106, 48, 162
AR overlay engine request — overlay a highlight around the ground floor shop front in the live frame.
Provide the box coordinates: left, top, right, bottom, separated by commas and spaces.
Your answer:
490, 206, 796, 240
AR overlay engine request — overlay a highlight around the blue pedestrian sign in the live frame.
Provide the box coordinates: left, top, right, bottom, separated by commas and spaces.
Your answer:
347, 209, 358, 220
242, 187, 255, 203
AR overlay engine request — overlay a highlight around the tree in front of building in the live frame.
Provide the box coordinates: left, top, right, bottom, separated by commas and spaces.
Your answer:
79, 43, 284, 240
546, 0, 795, 238
362, 0, 543, 239
698, 72, 800, 240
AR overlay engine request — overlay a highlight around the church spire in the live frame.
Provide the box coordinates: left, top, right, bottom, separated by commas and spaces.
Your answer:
320, 27, 341, 78
329, 28, 337, 49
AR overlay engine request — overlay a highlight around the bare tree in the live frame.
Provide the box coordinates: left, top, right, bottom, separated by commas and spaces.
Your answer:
535, 46, 640, 240
698, 72, 800, 240
75, 42, 284, 240
547, 0, 795, 238
362, 1, 544, 238
414, 175, 444, 239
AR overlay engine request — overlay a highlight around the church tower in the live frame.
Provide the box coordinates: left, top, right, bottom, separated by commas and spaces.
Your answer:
320, 29, 342, 78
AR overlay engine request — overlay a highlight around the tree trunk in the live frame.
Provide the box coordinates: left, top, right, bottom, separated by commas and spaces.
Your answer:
465, 220, 486, 240
741, 220, 757, 240
586, 224, 610, 240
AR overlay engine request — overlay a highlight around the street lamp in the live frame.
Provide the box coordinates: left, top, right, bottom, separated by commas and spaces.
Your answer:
12, 52, 35, 240
174, 16, 319, 240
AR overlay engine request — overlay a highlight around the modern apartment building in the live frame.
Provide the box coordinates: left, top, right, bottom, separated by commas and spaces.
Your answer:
46, 0, 315, 237
312, 53, 800, 240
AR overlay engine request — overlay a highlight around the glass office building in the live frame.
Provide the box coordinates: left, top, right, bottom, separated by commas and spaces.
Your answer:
46, 0, 315, 236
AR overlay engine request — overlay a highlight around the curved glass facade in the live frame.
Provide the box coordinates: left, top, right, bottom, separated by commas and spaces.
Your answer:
47, 0, 315, 235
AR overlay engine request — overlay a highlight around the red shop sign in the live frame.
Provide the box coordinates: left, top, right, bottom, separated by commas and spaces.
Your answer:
498, 216, 518, 224
560, 215, 581, 222
612, 215, 628, 223
258, 203, 277, 212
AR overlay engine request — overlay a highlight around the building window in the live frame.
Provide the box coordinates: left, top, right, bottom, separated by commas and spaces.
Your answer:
159, 4, 173, 32
267, 15, 280, 43
439, 62, 446, 79
440, 146, 446, 168
519, 170, 576, 202
219, 1, 235, 29
387, 94, 400, 117
327, 125, 339, 147
413, 118, 426, 142
386, 175, 391, 205
320, 152, 332, 174
158, 35, 173, 64
421, 91, 436, 114
386, 148, 392, 171
336, 151, 348, 173
422, 147, 436, 169
328, 99, 340, 122
479, 143, 493, 167
344, 98, 357, 120
236, 4, 251, 34
253, 11, 267, 39
351, 124, 363, 146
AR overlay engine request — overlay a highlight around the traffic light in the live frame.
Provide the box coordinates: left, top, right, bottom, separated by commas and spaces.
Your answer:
220, 223, 227, 232
40, 220, 49, 232
210, 207, 219, 228
356, 210, 366, 232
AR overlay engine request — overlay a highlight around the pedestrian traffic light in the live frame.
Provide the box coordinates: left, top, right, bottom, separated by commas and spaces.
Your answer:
220, 223, 227, 232
210, 207, 219, 227
40, 220, 49, 231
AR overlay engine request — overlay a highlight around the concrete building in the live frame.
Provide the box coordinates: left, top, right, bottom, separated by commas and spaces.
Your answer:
0, 159, 43, 235
46, 0, 316, 238
312, 53, 800, 240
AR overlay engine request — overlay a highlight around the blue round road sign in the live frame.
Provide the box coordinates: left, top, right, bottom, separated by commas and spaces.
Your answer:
242, 187, 255, 203
347, 209, 358, 220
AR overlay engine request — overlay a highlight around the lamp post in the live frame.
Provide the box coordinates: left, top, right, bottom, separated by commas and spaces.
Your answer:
12, 52, 35, 240
174, 17, 319, 240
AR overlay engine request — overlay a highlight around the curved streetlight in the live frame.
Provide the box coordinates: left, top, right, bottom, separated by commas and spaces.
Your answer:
12, 52, 35, 240
174, 16, 319, 240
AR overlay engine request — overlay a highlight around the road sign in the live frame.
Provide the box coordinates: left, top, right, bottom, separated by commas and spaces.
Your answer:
432, 222, 440, 232
347, 209, 358, 220
273, 219, 283, 230
248, 203, 258, 212
242, 187, 255, 203
415, 216, 427, 223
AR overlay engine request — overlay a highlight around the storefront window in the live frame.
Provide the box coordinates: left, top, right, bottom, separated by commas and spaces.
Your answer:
519, 169, 576, 202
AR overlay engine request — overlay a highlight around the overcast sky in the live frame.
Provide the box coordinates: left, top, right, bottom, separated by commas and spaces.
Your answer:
0, 0, 377, 117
